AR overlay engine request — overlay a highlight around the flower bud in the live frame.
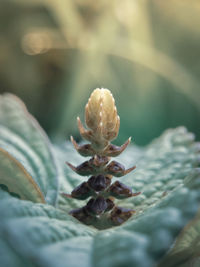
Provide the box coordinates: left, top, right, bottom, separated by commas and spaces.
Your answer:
85, 88, 120, 150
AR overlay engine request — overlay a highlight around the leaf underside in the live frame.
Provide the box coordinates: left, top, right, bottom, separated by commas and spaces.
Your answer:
0, 93, 200, 267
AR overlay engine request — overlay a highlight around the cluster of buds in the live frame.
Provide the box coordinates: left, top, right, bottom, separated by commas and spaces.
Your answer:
63, 88, 140, 228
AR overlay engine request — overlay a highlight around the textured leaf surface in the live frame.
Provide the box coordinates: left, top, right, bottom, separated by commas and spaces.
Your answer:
159, 185, 200, 267
0, 94, 59, 204
0, 94, 200, 267
0, 147, 45, 203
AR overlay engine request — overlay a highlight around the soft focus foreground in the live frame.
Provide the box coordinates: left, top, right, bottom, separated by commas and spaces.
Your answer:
0, 0, 200, 145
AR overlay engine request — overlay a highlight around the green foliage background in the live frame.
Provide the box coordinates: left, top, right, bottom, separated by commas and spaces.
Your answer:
0, 0, 199, 145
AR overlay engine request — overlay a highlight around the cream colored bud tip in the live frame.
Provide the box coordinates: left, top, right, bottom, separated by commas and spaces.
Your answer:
85, 88, 119, 142
90, 88, 113, 99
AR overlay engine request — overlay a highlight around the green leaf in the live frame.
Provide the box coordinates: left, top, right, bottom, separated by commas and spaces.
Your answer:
0, 147, 45, 203
0, 94, 59, 205
0, 93, 200, 267
158, 172, 200, 267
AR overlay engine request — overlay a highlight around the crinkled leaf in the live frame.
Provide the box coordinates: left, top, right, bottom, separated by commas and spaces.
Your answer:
0, 94, 200, 267
0, 94, 59, 204
0, 147, 45, 203
159, 186, 200, 267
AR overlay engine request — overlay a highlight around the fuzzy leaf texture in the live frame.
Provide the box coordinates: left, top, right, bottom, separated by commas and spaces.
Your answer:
0, 93, 200, 267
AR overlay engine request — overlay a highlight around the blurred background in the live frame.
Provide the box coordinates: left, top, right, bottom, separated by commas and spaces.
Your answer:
0, 0, 199, 146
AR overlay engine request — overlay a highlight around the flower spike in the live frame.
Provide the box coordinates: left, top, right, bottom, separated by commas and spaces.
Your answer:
63, 88, 140, 229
